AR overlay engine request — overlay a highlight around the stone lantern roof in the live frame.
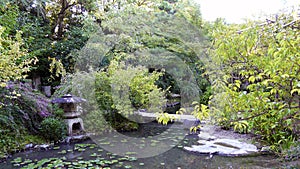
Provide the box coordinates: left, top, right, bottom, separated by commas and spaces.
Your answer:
51, 94, 86, 104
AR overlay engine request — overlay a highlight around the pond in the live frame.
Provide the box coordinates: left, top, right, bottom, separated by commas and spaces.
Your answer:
0, 122, 287, 169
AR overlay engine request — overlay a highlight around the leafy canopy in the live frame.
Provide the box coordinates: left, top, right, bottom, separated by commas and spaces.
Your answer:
207, 13, 300, 151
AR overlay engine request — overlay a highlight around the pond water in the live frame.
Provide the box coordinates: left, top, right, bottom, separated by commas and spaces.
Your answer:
0, 122, 285, 169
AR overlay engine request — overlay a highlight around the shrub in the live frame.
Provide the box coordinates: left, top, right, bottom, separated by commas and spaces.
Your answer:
0, 82, 51, 158
207, 14, 300, 152
40, 117, 66, 143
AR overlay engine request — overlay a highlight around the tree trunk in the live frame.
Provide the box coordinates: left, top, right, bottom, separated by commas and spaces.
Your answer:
53, 0, 69, 39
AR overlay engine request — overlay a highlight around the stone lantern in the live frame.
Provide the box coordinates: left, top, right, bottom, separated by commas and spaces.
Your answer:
52, 94, 86, 136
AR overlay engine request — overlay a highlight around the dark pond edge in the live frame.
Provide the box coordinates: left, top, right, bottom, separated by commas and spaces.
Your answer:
183, 148, 274, 158
0, 133, 93, 164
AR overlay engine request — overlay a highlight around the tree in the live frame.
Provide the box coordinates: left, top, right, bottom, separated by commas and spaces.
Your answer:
0, 1, 100, 87
207, 12, 300, 151
75, 0, 210, 102
0, 26, 37, 88
53, 0, 211, 131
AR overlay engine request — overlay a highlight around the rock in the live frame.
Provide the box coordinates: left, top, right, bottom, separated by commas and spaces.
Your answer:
261, 146, 271, 152
184, 138, 258, 156
34, 144, 50, 150
214, 139, 257, 151
138, 109, 146, 112
198, 132, 216, 141
24, 143, 34, 149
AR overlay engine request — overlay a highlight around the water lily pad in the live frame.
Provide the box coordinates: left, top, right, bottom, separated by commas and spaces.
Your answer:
13, 164, 20, 167
121, 139, 128, 143
58, 150, 67, 154
90, 153, 97, 157
103, 160, 112, 164
150, 143, 156, 146
100, 142, 110, 145
65, 162, 72, 165
125, 152, 137, 155
128, 157, 137, 161
111, 159, 118, 163
53, 146, 60, 150
11, 157, 22, 164
21, 159, 32, 165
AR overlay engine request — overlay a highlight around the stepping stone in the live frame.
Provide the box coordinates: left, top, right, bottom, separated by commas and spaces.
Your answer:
184, 138, 258, 156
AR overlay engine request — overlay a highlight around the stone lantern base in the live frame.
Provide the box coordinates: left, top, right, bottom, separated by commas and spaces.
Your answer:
65, 118, 84, 136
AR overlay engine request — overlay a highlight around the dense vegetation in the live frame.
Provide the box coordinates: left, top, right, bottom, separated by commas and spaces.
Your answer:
0, 0, 299, 162
54, 0, 210, 134
207, 14, 300, 155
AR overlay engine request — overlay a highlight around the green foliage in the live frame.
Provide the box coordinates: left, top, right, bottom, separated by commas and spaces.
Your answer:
94, 72, 114, 112
40, 117, 66, 143
231, 121, 249, 134
129, 71, 163, 109
0, 4, 19, 36
156, 101, 210, 127
54, 60, 164, 133
207, 12, 300, 151
0, 26, 37, 87
83, 110, 108, 133
0, 82, 51, 158
190, 101, 209, 121
49, 104, 64, 119
156, 113, 176, 125
0, 1, 93, 86
76, 0, 210, 105
0, 133, 45, 159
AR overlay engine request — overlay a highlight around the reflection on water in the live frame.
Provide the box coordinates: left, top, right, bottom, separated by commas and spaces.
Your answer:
0, 123, 283, 169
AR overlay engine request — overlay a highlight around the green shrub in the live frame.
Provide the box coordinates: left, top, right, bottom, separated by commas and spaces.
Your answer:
49, 104, 64, 119
207, 14, 300, 152
40, 117, 66, 143
0, 82, 52, 157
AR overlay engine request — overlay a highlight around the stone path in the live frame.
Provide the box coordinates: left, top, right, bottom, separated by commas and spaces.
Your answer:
184, 125, 260, 156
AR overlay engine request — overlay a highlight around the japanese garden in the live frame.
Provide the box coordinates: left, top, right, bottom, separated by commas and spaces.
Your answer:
0, 0, 299, 168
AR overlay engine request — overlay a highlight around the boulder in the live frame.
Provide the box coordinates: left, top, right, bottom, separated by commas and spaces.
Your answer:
184, 138, 258, 156
34, 144, 50, 150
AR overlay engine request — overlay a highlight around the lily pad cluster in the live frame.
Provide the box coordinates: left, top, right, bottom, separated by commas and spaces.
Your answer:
8, 125, 199, 168
10, 148, 137, 169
